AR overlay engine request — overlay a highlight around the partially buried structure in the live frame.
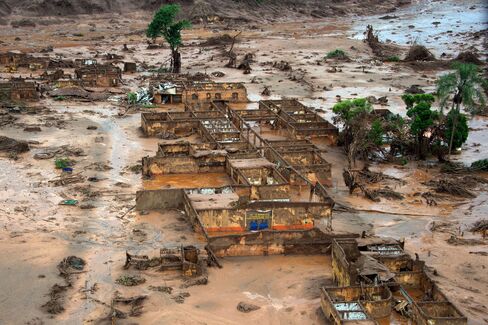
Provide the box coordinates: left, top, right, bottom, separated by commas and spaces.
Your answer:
152, 81, 247, 105
74, 64, 122, 87
137, 89, 342, 256
0, 78, 39, 102
321, 237, 467, 324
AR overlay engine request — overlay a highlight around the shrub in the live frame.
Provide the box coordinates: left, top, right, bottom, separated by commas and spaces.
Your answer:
55, 158, 71, 169
127, 92, 137, 105
326, 49, 348, 60
471, 159, 488, 171
385, 55, 400, 62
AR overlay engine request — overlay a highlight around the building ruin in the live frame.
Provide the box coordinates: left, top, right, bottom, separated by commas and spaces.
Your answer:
152, 82, 248, 105
321, 237, 467, 325
0, 51, 50, 70
74, 64, 122, 87
137, 93, 342, 256
0, 79, 39, 102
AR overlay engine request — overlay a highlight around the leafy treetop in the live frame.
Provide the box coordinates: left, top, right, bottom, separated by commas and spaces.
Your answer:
406, 101, 439, 137
401, 93, 435, 109
436, 62, 487, 114
146, 4, 191, 50
332, 98, 372, 122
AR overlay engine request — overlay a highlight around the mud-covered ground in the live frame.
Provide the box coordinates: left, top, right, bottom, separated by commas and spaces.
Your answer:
0, 0, 487, 324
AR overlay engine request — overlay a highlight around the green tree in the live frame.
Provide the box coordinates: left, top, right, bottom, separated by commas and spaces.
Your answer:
436, 63, 487, 157
404, 94, 438, 159
444, 110, 468, 151
146, 4, 191, 73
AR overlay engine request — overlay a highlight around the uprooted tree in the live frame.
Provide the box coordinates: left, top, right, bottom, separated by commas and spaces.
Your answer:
146, 4, 191, 73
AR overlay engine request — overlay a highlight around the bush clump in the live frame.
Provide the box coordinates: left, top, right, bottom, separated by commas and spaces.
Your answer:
326, 49, 348, 60
385, 55, 400, 62
471, 159, 488, 171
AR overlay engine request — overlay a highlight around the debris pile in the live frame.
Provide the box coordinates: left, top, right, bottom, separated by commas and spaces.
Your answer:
34, 145, 85, 160
124, 246, 209, 278
0, 136, 29, 153
343, 168, 405, 202
423, 179, 475, 198
202, 34, 235, 46
469, 220, 488, 234
454, 51, 483, 65
364, 25, 392, 58
404, 44, 435, 62
42, 256, 86, 314
273, 60, 292, 71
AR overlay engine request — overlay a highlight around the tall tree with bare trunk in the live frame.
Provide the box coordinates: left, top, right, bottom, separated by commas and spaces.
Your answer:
146, 4, 191, 73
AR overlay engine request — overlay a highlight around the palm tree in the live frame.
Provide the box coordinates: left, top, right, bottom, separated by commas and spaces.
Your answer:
436, 63, 487, 157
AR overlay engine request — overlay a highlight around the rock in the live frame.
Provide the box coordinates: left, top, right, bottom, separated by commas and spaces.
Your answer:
24, 126, 42, 132
80, 203, 96, 209
237, 302, 261, 313
172, 292, 190, 304
405, 85, 425, 94
211, 71, 225, 77
87, 125, 98, 130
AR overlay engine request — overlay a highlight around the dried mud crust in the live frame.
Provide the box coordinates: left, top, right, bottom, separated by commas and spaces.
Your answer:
3, 0, 411, 20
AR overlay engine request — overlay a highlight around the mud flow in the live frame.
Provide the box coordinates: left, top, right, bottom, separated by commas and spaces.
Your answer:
0, 0, 487, 324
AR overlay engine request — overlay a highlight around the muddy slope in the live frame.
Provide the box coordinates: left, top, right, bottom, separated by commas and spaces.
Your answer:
0, 1, 11, 16
3, 0, 410, 20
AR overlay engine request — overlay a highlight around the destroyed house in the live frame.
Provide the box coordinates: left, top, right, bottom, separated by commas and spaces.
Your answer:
322, 238, 467, 325
138, 100, 335, 240
0, 51, 49, 70
152, 82, 248, 105
259, 99, 338, 143
74, 64, 122, 87
0, 79, 39, 101
0, 51, 27, 66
